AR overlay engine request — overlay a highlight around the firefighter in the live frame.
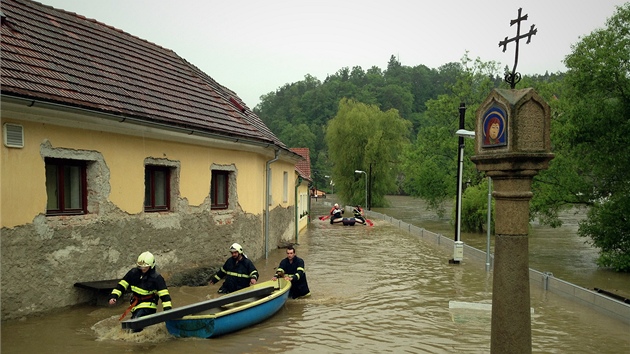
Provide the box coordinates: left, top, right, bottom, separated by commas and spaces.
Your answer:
273, 245, 311, 299
209, 243, 259, 294
109, 251, 172, 329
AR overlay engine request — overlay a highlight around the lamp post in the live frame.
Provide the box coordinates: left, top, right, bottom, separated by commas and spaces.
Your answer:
354, 170, 367, 209
325, 175, 333, 194
455, 129, 492, 270
451, 103, 469, 264
454, 128, 492, 270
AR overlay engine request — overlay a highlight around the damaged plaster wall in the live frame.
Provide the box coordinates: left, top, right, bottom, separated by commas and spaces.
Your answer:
1, 143, 297, 320
0, 200, 295, 319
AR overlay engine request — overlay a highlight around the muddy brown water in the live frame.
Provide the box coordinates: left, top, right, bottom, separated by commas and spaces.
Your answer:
1, 196, 629, 353
372, 195, 630, 297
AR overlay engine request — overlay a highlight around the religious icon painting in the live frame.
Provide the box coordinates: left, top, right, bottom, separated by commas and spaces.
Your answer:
482, 106, 507, 147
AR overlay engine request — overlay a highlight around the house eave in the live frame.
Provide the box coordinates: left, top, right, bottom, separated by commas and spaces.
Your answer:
1, 94, 298, 159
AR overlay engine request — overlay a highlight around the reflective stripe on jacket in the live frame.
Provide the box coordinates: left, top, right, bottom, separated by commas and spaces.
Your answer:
277, 255, 310, 299
211, 255, 258, 293
110, 267, 172, 312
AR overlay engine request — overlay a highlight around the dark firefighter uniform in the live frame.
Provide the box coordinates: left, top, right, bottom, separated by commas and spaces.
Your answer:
109, 267, 172, 319
210, 256, 259, 293
277, 256, 311, 299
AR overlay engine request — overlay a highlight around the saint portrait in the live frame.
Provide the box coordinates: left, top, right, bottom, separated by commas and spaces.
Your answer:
482, 106, 507, 147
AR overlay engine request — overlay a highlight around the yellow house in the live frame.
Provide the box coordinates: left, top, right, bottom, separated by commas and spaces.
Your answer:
291, 148, 314, 240
0, 0, 307, 319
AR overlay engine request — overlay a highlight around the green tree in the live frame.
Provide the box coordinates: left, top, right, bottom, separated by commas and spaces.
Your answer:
325, 99, 411, 206
279, 123, 317, 153
255, 55, 460, 182
553, 3, 630, 271
401, 55, 500, 216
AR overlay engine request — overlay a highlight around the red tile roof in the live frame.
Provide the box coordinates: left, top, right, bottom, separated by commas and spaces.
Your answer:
0, 0, 287, 149
290, 148, 312, 181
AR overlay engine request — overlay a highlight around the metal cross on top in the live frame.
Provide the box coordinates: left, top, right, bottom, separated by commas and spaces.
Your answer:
499, 8, 537, 89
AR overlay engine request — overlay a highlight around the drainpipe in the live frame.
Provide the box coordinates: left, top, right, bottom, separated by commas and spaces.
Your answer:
265, 150, 280, 259
294, 176, 303, 244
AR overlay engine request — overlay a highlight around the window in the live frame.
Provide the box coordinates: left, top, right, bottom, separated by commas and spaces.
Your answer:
145, 166, 171, 212
45, 158, 87, 215
211, 170, 230, 209
283, 171, 288, 203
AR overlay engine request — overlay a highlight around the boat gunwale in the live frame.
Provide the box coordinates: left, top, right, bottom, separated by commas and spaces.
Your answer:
174, 279, 291, 320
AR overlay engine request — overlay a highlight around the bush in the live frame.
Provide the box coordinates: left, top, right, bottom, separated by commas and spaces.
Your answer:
458, 178, 494, 233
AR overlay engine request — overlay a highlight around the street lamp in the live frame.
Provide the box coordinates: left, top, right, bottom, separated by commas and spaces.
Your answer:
455, 129, 475, 245
456, 129, 476, 139
453, 128, 492, 271
354, 170, 367, 210
325, 175, 334, 194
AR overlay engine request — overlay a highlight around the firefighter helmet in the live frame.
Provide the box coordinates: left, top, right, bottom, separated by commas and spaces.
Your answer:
137, 251, 155, 269
230, 243, 243, 254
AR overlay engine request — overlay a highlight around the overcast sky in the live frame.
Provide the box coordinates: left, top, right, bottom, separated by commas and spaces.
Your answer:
40, 0, 627, 108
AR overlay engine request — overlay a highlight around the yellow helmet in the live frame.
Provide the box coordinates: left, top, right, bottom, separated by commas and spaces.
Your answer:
137, 251, 155, 269
230, 243, 243, 254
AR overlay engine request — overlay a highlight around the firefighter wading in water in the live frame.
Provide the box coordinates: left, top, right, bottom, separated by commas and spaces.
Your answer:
273, 245, 311, 299
109, 251, 172, 329
208, 243, 259, 293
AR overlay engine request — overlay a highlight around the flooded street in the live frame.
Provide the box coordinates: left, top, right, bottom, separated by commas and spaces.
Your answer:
2, 199, 629, 353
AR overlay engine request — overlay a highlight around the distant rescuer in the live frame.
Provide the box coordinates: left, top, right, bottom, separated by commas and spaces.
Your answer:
273, 245, 311, 299
329, 203, 344, 224
353, 205, 366, 224
109, 251, 172, 326
209, 243, 259, 294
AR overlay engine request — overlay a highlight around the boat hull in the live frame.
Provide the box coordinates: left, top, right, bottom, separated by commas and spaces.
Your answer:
165, 279, 290, 338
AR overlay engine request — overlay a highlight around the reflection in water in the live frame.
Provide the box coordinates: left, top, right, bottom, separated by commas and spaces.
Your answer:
1, 199, 629, 353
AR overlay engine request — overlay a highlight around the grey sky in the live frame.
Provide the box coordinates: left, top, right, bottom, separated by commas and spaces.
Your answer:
40, 0, 627, 107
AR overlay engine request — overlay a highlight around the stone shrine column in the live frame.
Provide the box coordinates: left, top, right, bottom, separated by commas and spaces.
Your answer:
470, 88, 554, 354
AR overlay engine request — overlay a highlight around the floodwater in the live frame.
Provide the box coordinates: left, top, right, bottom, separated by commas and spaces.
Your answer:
1, 197, 629, 353
372, 195, 630, 297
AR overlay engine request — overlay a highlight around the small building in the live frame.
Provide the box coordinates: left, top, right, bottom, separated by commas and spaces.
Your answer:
0, 0, 305, 319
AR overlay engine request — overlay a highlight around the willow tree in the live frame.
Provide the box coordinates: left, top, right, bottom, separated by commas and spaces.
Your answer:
325, 98, 411, 207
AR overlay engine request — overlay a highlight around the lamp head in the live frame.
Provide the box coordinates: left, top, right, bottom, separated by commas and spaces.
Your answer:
455, 129, 476, 139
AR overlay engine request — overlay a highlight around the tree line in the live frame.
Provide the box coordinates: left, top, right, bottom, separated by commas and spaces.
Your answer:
254, 3, 630, 271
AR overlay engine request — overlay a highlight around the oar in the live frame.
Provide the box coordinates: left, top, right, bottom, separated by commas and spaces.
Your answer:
366, 219, 374, 227
319, 215, 330, 221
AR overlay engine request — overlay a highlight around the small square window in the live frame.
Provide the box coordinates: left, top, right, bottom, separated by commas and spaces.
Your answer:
45, 158, 87, 215
145, 166, 171, 212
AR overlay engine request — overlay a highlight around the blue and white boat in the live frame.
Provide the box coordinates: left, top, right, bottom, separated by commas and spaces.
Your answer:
164, 279, 291, 338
